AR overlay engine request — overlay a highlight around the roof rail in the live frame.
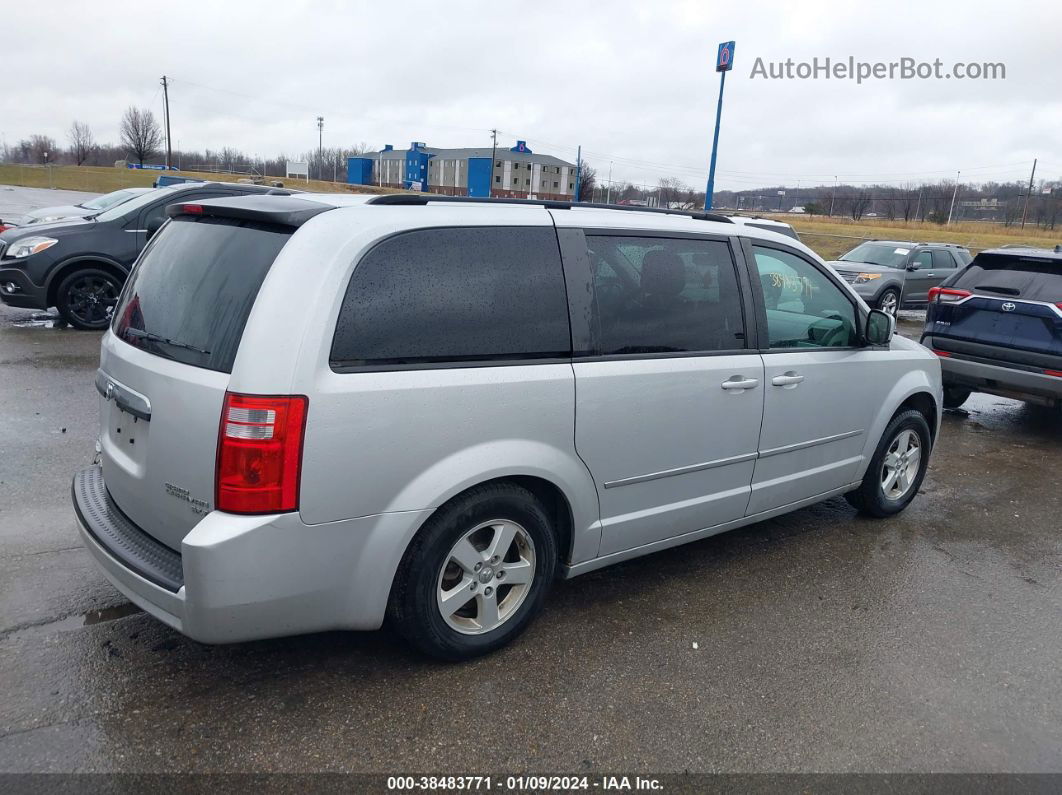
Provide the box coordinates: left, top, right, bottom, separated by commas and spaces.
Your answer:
368, 194, 734, 224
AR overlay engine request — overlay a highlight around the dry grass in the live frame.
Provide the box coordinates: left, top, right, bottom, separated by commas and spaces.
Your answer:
761, 214, 1061, 260
0, 164, 402, 197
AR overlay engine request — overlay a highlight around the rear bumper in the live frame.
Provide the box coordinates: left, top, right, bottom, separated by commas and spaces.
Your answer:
934, 354, 1062, 406
73, 465, 431, 643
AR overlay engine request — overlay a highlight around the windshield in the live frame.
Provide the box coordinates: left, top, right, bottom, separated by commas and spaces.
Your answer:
94, 187, 177, 223
838, 243, 911, 269
113, 216, 291, 373
80, 188, 143, 212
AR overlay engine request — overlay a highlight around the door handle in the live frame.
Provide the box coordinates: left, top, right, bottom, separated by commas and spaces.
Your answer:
771, 372, 805, 387
721, 377, 760, 391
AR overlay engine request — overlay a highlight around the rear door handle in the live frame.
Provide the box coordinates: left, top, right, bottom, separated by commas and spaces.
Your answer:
771, 373, 805, 387
721, 377, 760, 391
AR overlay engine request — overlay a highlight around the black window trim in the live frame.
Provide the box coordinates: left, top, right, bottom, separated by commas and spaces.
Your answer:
741, 237, 869, 353
329, 224, 574, 374
572, 228, 757, 361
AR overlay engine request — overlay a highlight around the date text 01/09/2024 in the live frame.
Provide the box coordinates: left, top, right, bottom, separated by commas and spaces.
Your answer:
386, 776, 664, 791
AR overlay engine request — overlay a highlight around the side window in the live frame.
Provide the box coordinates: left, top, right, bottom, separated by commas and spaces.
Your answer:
751, 246, 858, 349
331, 227, 570, 367
910, 250, 933, 269
586, 235, 745, 355
931, 249, 954, 269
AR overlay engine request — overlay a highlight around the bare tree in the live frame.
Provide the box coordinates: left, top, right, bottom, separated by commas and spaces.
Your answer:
19, 135, 57, 164
68, 121, 95, 166
576, 163, 597, 202
120, 106, 163, 166
849, 190, 872, 221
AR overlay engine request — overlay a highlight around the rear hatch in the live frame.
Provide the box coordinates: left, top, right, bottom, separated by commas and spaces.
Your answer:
926, 251, 1062, 364
99, 214, 293, 551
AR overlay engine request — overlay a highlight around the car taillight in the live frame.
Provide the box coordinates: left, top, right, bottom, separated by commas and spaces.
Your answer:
932, 350, 951, 357
928, 287, 971, 304
1045, 369, 1062, 378
180, 203, 204, 215
215, 392, 308, 514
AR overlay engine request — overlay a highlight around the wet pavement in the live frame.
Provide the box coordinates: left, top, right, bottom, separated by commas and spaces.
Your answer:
1, 304, 1061, 774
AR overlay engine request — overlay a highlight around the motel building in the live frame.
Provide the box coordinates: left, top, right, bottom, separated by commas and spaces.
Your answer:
347, 140, 578, 201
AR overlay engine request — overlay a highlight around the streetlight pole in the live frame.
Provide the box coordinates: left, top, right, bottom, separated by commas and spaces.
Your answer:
946, 170, 961, 225
829, 176, 838, 217
606, 161, 613, 204
1021, 158, 1038, 230
316, 116, 324, 181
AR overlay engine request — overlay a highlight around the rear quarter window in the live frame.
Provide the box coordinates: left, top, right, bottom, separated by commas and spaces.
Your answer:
330, 226, 571, 368
112, 216, 291, 373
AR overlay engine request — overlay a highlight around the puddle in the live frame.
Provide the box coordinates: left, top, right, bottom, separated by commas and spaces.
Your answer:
11, 312, 66, 329
2, 603, 143, 642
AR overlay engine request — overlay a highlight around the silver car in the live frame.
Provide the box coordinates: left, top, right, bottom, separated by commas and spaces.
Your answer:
72, 195, 942, 659
24, 187, 153, 225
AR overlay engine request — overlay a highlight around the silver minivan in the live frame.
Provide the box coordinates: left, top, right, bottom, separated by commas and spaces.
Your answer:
73, 194, 942, 659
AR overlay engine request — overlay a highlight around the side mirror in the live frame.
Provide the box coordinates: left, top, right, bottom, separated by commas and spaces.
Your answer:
906, 262, 919, 271
865, 309, 894, 346
145, 216, 165, 239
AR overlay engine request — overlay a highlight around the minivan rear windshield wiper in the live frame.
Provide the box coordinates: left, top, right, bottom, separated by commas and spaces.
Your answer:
122, 327, 211, 355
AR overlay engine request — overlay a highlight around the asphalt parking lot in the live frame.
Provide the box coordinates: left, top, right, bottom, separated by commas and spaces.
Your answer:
1, 196, 1061, 774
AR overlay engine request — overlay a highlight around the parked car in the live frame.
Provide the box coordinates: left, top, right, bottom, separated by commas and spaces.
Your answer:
21, 187, 154, 226
72, 195, 941, 659
0, 182, 294, 329
828, 241, 973, 315
921, 245, 1062, 409
726, 214, 800, 241
153, 175, 205, 188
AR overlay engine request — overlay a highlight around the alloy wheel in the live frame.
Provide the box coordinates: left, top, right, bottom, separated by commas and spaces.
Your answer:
880, 291, 899, 316
66, 275, 118, 326
436, 519, 536, 635
880, 429, 921, 500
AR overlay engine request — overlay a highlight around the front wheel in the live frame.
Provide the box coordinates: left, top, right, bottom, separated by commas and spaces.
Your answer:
388, 483, 558, 660
876, 288, 900, 317
845, 409, 932, 517
55, 268, 122, 330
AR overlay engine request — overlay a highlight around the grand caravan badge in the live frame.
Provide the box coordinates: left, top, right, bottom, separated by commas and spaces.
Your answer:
164, 482, 212, 515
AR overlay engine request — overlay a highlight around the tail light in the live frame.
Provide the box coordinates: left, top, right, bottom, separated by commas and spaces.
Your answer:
932, 350, 951, 357
928, 287, 971, 304
216, 392, 308, 514
1045, 369, 1062, 378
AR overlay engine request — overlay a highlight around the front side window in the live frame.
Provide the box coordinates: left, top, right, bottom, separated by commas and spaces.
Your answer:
752, 246, 858, 349
331, 227, 570, 368
910, 250, 933, 269
587, 235, 746, 355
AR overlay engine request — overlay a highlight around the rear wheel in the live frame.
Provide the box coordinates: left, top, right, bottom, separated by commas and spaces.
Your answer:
388, 483, 558, 660
845, 409, 931, 517
943, 386, 972, 409
876, 288, 900, 317
55, 268, 122, 330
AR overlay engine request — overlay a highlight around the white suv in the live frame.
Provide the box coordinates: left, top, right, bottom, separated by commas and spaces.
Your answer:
73, 195, 941, 659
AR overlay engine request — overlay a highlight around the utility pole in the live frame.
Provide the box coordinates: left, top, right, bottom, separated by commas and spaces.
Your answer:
946, 170, 961, 225
1021, 158, 1037, 230
915, 187, 923, 221
160, 76, 172, 170
829, 176, 838, 217
606, 161, 613, 204
574, 145, 582, 202
316, 116, 324, 181
489, 128, 497, 198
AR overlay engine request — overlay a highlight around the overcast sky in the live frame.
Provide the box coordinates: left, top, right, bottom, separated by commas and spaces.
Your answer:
5, 0, 1060, 192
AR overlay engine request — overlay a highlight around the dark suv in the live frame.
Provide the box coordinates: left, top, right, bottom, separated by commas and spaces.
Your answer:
921, 246, 1062, 409
0, 182, 293, 329
829, 241, 973, 316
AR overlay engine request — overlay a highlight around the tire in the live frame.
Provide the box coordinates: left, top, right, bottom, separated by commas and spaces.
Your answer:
845, 409, 932, 518
876, 288, 900, 317
388, 483, 558, 660
943, 386, 972, 409
55, 268, 123, 330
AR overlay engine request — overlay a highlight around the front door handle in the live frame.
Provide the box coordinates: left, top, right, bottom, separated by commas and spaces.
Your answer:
721, 377, 760, 391
771, 372, 805, 387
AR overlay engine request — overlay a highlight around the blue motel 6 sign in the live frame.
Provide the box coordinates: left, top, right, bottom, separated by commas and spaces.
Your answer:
716, 41, 735, 72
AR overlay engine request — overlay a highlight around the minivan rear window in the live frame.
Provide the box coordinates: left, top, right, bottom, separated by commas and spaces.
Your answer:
951, 255, 1062, 303
112, 216, 290, 373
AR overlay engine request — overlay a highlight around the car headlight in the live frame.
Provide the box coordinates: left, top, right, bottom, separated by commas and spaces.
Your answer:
28, 215, 62, 224
853, 273, 882, 284
4, 236, 58, 259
